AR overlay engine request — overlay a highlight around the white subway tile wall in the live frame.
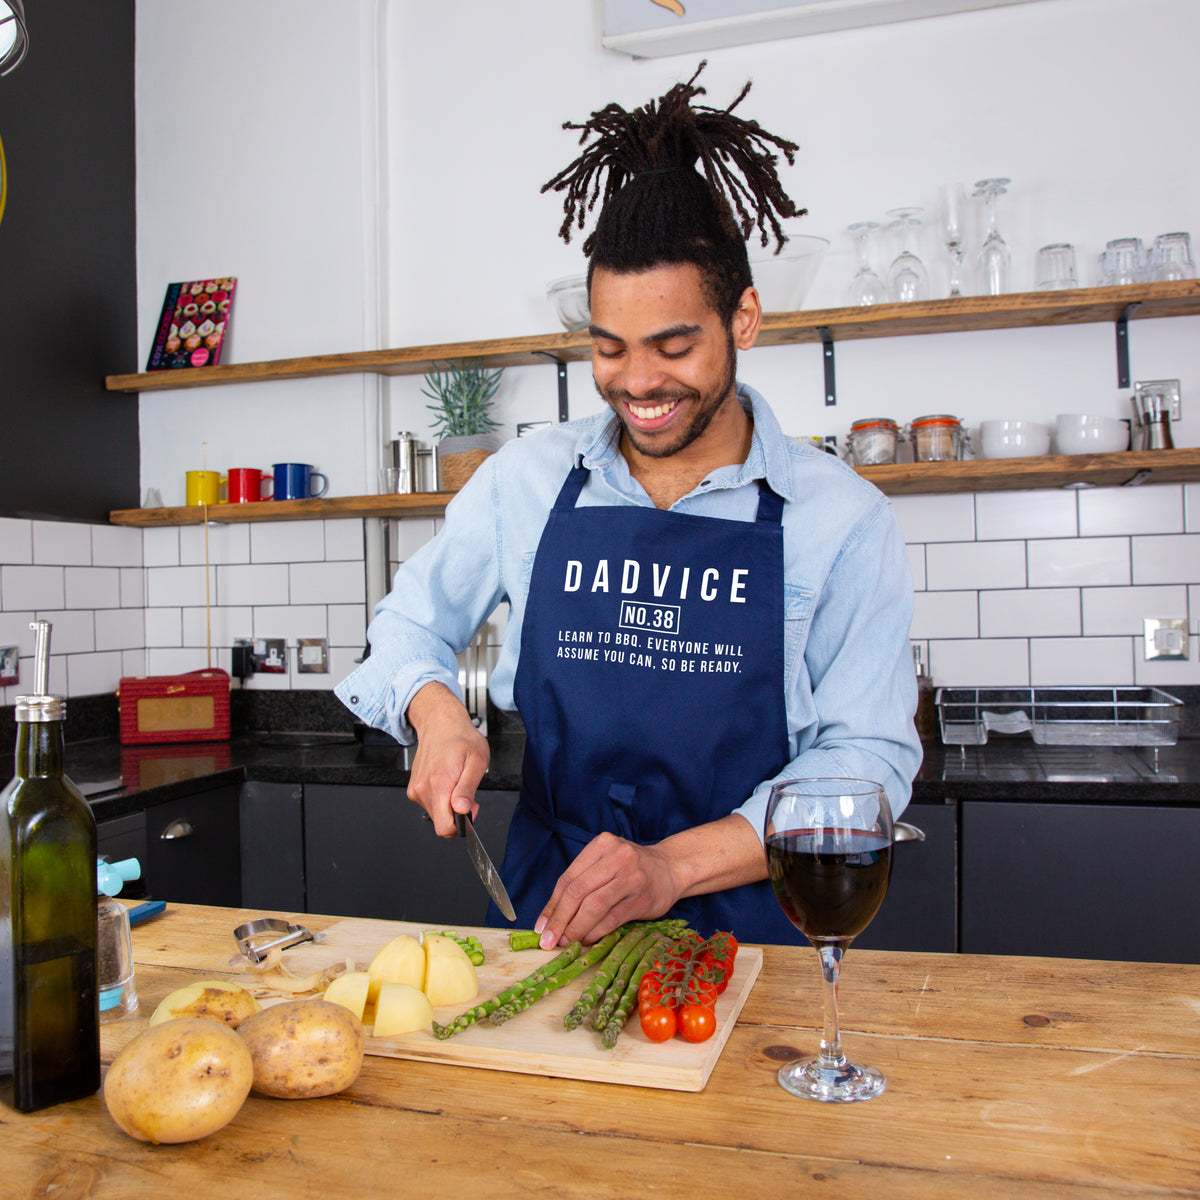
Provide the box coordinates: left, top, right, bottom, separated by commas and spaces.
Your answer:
0, 481, 1195, 705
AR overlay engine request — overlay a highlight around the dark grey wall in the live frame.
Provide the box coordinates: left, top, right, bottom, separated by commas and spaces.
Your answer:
0, 2, 138, 521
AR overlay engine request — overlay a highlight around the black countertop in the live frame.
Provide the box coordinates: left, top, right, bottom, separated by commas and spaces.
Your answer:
66, 728, 1200, 825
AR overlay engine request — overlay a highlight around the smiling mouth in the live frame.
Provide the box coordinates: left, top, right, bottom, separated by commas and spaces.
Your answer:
625, 397, 682, 422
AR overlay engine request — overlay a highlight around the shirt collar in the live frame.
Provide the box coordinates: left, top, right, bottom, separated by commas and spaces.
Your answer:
576, 381, 794, 502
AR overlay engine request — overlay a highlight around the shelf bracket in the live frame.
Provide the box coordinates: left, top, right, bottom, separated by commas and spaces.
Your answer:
1115, 302, 1142, 388
533, 352, 570, 422
817, 327, 836, 406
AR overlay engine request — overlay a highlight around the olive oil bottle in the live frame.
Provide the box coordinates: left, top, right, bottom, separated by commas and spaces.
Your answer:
0, 621, 99, 1111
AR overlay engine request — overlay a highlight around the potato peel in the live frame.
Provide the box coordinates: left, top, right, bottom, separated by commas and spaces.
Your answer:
241, 951, 357, 997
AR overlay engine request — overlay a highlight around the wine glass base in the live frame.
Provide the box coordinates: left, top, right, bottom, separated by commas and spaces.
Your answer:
777, 1056, 886, 1103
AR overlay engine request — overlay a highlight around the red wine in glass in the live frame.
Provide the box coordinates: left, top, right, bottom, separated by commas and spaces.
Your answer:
764, 779, 894, 1103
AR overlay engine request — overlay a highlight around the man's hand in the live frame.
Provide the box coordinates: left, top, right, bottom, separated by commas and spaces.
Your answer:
533, 814, 767, 949
405, 681, 489, 837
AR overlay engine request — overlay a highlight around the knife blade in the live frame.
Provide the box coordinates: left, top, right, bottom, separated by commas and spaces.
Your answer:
455, 811, 516, 921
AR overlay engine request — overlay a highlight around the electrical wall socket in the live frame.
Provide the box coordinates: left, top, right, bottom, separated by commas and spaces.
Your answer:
297, 638, 329, 673
253, 637, 288, 674
0, 646, 19, 685
1144, 617, 1188, 661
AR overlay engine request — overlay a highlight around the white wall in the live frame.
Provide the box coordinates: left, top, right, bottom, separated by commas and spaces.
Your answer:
121, 0, 1200, 698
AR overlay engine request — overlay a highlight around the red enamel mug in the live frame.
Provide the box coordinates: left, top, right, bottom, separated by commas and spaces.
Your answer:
226, 467, 274, 503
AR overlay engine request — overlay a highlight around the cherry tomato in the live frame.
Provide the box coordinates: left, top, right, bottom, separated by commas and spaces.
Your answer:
640, 1004, 677, 1043
677, 1004, 717, 1044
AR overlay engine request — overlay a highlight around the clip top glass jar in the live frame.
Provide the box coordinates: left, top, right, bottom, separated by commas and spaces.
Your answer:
846, 418, 902, 466
906, 414, 969, 462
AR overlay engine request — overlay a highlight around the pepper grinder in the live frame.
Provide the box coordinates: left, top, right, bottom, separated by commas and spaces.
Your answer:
913, 646, 939, 743
97, 857, 141, 1022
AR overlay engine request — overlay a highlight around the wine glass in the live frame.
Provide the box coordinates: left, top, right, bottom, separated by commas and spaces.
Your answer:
884, 207, 930, 302
764, 778, 894, 1103
973, 178, 1011, 295
846, 222, 886, 306
937, 183, 968, 297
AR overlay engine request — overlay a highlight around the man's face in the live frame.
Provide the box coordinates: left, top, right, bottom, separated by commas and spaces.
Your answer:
589, 264, 753, 461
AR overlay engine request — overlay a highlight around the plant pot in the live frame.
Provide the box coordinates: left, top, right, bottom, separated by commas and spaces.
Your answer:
437, 433, 501, 492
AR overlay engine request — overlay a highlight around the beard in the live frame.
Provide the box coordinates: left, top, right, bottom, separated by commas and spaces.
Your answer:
596, 333, 738, 460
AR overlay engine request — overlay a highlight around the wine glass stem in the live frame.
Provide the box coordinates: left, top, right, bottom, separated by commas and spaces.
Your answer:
816, 943, 847, 1073
948, 248, 963, 297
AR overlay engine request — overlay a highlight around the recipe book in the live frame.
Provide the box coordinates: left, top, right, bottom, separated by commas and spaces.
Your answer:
145, 277, 237, 371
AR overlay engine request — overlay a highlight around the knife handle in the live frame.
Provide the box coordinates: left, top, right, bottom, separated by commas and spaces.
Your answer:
454, 811, 470, 837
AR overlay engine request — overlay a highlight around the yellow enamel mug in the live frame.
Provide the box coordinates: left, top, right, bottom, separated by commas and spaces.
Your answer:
185, 470, 222, 506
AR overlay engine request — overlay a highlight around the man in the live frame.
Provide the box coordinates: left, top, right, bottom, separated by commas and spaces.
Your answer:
337, 65, 920, 949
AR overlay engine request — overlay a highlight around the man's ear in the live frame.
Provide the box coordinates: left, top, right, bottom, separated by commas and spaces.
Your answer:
732, 285, 763, 351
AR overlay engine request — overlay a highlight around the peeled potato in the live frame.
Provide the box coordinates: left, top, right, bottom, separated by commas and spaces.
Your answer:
373, 981, 434, 1036
367, 934, 425, 1007
104, 1017, 253, 1144
323, 970, 371, 1023
238, 998, 365, 1099
422, 933, 478, 1007
149, 980, 260, 1028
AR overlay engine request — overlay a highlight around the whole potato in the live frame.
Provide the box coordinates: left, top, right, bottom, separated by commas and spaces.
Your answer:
238, 998, 365, 1099
104, 1017, 253, 1143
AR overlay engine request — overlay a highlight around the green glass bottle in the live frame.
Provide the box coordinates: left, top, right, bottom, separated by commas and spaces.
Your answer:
0, 621, 99, 1112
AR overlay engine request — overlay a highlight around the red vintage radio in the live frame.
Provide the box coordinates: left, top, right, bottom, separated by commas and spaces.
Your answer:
117, 668, 231, 745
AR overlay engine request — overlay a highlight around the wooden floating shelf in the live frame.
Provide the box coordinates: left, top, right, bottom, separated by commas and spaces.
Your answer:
105, 280, 1200, 394
108, 448, 1200, 526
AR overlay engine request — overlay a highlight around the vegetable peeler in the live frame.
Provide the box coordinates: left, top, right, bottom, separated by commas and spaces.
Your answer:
234, 917, 319, 963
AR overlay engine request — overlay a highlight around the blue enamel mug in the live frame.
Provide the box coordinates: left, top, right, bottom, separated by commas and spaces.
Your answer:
272, 463, 328, 500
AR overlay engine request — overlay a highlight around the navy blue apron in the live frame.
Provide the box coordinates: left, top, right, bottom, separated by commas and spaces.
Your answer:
488, 461, 798, 945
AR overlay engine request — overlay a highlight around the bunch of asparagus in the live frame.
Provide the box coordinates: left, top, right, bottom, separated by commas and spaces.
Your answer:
431, 918, 689, 1048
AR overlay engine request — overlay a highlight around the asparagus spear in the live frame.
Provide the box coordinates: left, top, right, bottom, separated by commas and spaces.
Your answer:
591, 930, 666, 1032
490, 929, 624, 1026
601, 937, 668, 1050
432, 941, 584, 1039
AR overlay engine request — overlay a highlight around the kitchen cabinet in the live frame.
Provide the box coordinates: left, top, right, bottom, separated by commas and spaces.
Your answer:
142, 784, 242, 908
303, 784, 518, 925
854, 800, 958, 953
240, 780, 306, 913
960, 800, 1200, 964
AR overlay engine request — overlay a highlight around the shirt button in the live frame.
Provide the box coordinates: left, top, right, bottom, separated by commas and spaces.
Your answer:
350, 695, 359, 705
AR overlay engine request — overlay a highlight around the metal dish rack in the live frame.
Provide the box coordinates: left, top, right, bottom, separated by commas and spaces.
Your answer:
935, 686, 1183, 747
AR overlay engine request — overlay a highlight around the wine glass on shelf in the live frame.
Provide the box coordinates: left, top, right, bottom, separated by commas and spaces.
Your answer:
974, 177, 1012, 295
937, 183, 968, 297
884, 207, 930, 303
764, 778, 894, 1103
846, 222, 886, 306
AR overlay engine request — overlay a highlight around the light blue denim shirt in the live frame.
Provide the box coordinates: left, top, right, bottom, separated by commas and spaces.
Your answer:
337, 383, 920, 832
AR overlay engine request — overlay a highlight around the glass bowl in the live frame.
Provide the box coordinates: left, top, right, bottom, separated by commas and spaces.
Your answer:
547, 275, 589, 331
750, 235, 830, 312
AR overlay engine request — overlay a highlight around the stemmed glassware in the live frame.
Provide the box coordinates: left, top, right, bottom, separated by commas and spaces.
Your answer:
974, 177, 1012, 295
885, 207, 930, 303
846, 222, 886, 306
765, 778, 894, 1103
937, 184, 968, 297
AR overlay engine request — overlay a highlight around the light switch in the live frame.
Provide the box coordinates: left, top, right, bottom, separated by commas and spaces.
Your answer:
1143, 618, 1188, 661
297, 638, 329, 673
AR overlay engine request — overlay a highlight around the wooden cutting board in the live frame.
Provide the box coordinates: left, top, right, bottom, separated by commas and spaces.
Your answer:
231, 916, 762, 1093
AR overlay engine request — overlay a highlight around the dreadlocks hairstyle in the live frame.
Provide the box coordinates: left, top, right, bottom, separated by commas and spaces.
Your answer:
541, 61, 806, 325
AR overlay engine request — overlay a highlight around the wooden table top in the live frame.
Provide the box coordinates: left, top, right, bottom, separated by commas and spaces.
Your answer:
6, 904, 1199, 1199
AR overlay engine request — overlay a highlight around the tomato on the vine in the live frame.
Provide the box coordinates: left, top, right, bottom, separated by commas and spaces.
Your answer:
677, 1004, 716, 1043
640, 1004, 677, 1043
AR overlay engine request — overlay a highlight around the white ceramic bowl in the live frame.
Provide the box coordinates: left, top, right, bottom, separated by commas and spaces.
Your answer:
979, 419, 1051, 458
546, 275, 589, 331
1054, 414, 1129, 455
750, 235, 830, 311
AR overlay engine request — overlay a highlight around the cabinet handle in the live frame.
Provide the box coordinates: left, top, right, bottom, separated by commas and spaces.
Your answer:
160, 819, 194, 840
894, 822, 926, 843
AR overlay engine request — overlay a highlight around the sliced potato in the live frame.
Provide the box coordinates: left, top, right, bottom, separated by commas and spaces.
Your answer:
149, 980, 260, 1028
323, 970, 371, 1023
373, 981, 434, 1037
104, 1017, 253, 1143
422, 933, 478, 1007
238, 998, 365, 1099
367, 934, 425, 1007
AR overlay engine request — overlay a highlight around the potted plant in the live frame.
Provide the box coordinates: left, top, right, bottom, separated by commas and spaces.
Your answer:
422, 359, 504, 491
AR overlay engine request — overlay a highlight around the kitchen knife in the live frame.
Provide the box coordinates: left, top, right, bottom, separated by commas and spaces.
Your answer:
455, 811, 516, 921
